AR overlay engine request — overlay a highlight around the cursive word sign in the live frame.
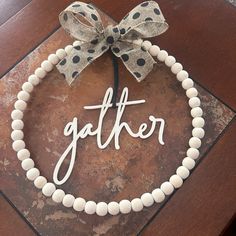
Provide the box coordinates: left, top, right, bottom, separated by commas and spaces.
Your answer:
53, 87, 165, 185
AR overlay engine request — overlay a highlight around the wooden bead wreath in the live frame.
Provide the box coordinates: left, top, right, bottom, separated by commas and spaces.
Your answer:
11, 39, 205, 216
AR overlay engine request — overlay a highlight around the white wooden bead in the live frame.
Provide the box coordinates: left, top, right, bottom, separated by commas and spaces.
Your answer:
41, 60, 53, 72
26, 168, 40, 181
84, 201, 96, 215
11, 130, 24, 141
28, 75, 40, 86
133, 39, 143, 46
171, 62, 183, 74
34, 176, 47, 189
73, 40, 82, 47
169, 174, 183, 188
165, 55, 176, 67
142, 40, 152, 50
62, 194, 75, 208
152, 188, 165, 203
187, 148, 199, 159
65, 45, 73, 54
14, 100, 27, 111
17, 91, 30, 102
21, 158, 34, 170
191, 107, 203, 117
42, 182, 56, 197
157, 50, 168, 62
182, 78, 194, 90
119, 199, 131, 214
52, 189, 65, 203
182, 157, 195, 170
176, 166, 190, 179
160, 182, 174, 195
12, 140, 25, 151
131, 198, 143, 212
192, 127, 205, 139
35, 67, 46, 79
189, 137, 201, 148
189, 97, 201, 108
22, 82, 33, 93
17, 149, 30, 161
96, 202, 108, 216
56, 49, 67, 60
149, 45, 160, 56
107, 201, 120, 215
11, 110, 23, 120
192, 117, 205, 128
186, 88, 198, 98
12, 120, 24, 130
177, 70, 189, 82
141, 193, 154, 207
73, 197, 86, 211
48, 54, 59, 65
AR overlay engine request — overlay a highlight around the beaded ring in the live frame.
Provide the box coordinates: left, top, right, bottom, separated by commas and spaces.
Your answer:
11, 39, 205, 216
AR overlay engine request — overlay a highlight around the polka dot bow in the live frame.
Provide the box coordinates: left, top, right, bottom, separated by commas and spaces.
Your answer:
56, 1, 169, 85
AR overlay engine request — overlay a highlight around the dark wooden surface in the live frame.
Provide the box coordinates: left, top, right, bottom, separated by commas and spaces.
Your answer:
0, 0, 236, 235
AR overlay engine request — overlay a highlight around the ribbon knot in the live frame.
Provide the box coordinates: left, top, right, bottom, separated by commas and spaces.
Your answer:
57, 1, 168, 85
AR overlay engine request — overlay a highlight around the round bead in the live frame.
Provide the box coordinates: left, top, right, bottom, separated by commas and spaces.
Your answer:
42, 182, 56, 197
186, 88, 198, 98
52, 189, 65, 203
17, 91, 30, 102
84, 201, 96, 215
171, 62, 183, 74
107, 201, 120, 215
11, 110, 23, 120
22, 82, 33, 93
41, 60, 53, 72
149, 45, 160, 56
187, 148, 200, 159
119, 199, 131, 214
157, 50, 168, 62
48, 54, 59, 65
56, 49, 67, 60
182, 157, 196, 170
12, 120, 24, 130
182, 78, 194, 90
189, 97, 201, 108
65, 45, 73, 54
165, 55, 176, 67
14, 100, 27, 111
21, 158, 34, 170
12, 140, 25, 151
169, 174, 183, 188
189, 137, 201, 148
192, 117, 205, 128
131, 198, 143, 212
28, 75, 40, 86
142, 40, 152, 50
72, 40, 82, 47
191, 107, 203, 117
177, 70, 189, 82
73, 197, 86, 211
26, 168, 40, 181
17, 149, 30, 161
192, 127, 205, 139
141, 193, 154, 207
11, 130, 24, 141
176, 166, 190, 179
62, 194, 75, 208
133, 39, 143, 46
96, 202, 108, 216
152, 188, 165, 203
34, 176, 47, 189
35, 67, 46, 79
160, 182, 174, 195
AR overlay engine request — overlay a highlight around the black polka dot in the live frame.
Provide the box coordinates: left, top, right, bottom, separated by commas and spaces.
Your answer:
59, 58, 66, 65
120, 28, 126, 35
72, 56, 80, 63
91, 14, 98, 21
87, 4, 94, 10
87, 57, 93, 62
79, 11, 85, 16
72, 71, 79, 78
154, 8, 160, 15
137, 58, 145, 66
113, 47, 120, 53
63, 13, 68, 21
113, 27, 119, 33
88, 49, 95, 53
72, 4, 80, 7
134, 72, 141, 78
145, 17, 153, 21
132, 12, 140, 19
74, 45, 81, 50
101, 46, 107, 51
121, 54, 129, 62
141, 2, 149, 7
106, 36, 114, 44
91, 38, 98, 45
